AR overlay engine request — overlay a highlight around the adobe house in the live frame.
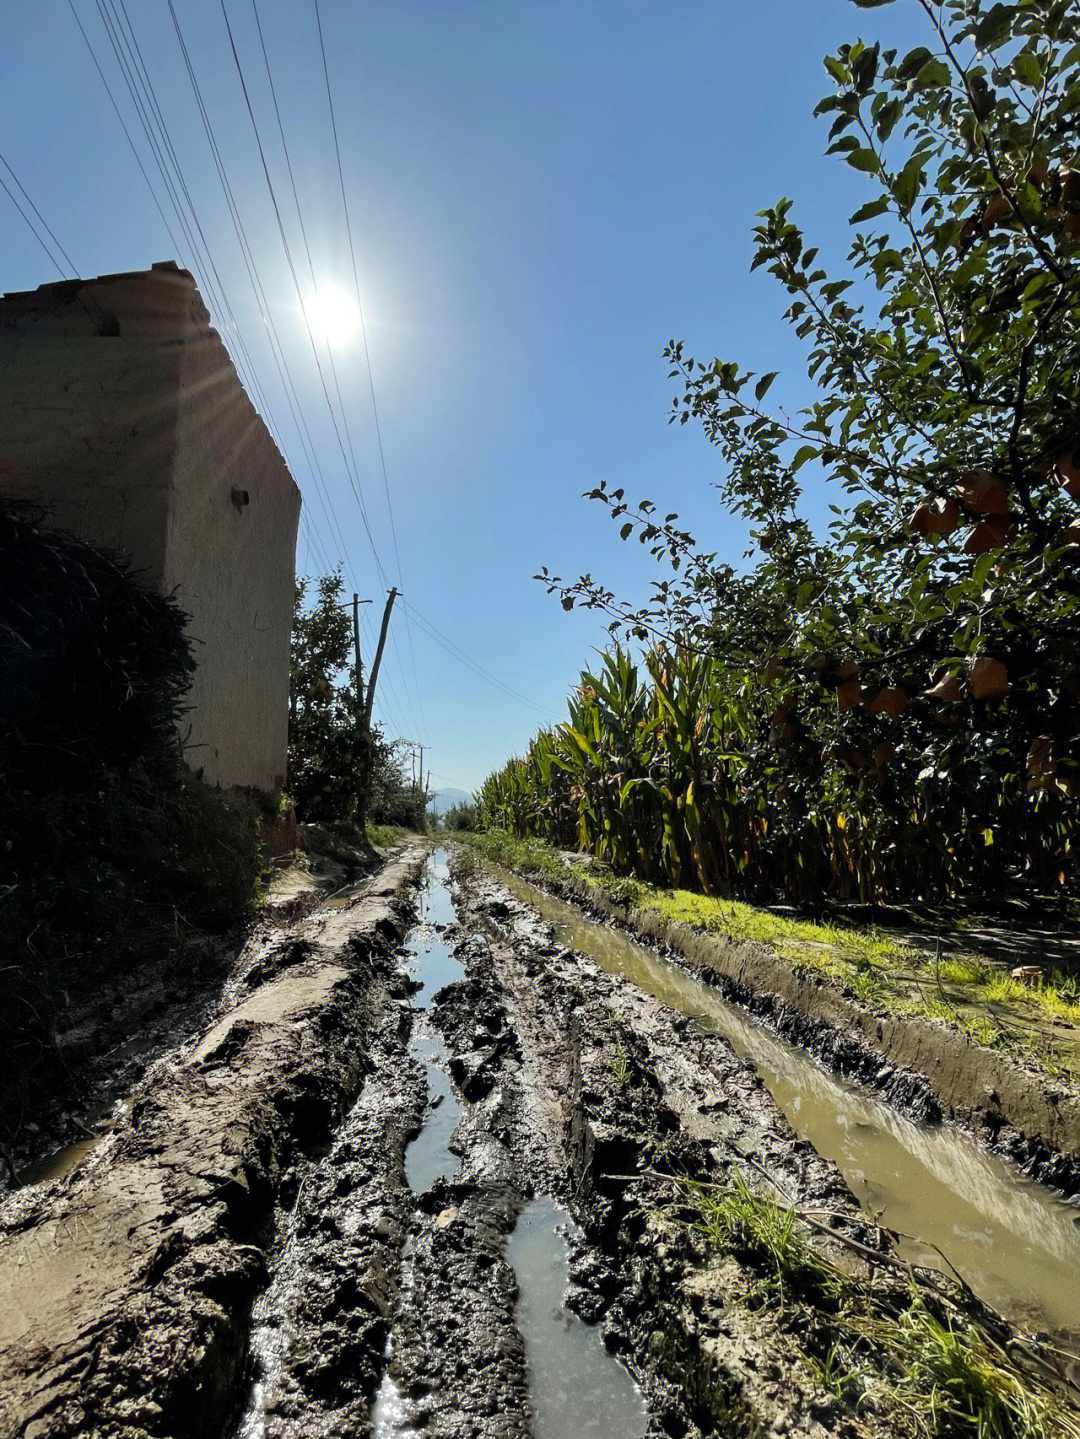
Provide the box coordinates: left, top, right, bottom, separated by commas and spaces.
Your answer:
0, 261, 301, 793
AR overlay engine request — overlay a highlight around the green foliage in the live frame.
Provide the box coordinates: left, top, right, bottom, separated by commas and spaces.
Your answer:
289, 572, 426, 829
1, 504, 193, 785
442, 800, 479, 831
669, 1171, 1075, 1437
0, 505, 262, 1139
529, 0, 1080, 903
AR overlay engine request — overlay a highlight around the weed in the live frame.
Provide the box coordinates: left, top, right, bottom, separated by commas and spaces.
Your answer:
667, 1171, 1075, 1438
458, 831, 1080, 1083
609, 1040, 632, 1085
677, 1172, 843, 1312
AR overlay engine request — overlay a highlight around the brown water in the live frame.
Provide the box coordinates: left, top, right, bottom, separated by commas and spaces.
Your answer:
18, 1135, 101, 1188
497, 868, 1080, 1343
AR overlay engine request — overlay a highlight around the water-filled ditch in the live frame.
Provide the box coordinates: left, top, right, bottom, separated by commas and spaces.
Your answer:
495, 865, 1080, 1343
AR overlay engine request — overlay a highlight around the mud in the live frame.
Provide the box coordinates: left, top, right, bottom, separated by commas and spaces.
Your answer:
0, 859, 340, 1194
3, 843, 1078, 1439
0, 847, 427, 1439
506, 864, 1080, 1195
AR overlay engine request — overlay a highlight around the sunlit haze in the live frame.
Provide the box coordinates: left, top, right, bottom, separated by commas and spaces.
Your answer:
306, 283, 360, 349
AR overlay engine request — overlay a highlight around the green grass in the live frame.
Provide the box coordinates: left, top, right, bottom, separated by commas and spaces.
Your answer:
458, 830, 1080, 1085
666, 1171, 1073, 1438
367, 823, 406, 849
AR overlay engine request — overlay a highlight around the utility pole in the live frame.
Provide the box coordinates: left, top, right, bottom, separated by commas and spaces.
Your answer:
351, 593, 369, 726
362, 588, 398, 732
357, 587, 399, 834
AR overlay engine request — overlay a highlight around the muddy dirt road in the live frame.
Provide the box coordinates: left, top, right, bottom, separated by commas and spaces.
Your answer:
2, 842, 1079, 1438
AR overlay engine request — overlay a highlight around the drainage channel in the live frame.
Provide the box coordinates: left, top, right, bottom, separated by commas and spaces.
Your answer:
496, 866, 1080, 1344
374, 848, 645, 1439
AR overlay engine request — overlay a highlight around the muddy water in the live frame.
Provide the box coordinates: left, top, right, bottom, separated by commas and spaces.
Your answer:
376, 851, 646, 1437
498, 868, 1080, 1341
401, 850, 464, 1189
508, 1199, 646, 1439
18, 1135, 101, 1188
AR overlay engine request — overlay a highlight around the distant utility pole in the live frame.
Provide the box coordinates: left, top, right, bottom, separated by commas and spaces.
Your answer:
352, 593, 371, 727
357, 587, 399, 833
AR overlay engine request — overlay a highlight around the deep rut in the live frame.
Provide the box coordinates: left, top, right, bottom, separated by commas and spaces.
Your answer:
4, 843, 1080, 1439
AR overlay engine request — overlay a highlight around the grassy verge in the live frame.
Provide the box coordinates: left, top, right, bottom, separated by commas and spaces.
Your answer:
660, 1169, 1078, 1438
455, 831, 1080, 1085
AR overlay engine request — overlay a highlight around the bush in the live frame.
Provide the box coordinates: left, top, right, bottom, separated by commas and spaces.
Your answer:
0, 505, 262, 1136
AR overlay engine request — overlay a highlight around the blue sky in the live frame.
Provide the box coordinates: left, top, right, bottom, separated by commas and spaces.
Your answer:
3, 0, 928, 793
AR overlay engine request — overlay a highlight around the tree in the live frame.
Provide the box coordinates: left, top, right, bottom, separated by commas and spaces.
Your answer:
288, 572, 428, 830
289, 571, 366, 822
533, 0, 1080, 898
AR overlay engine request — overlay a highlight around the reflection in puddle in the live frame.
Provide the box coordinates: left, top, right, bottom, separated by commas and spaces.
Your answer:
402, 849, 464, 1195
498, 868, 1080, 1342
508, 1198, 646, 1439
406, 1032, 461, 1192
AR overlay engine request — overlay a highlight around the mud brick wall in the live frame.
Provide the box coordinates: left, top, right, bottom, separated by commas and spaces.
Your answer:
0, 262, 301, 792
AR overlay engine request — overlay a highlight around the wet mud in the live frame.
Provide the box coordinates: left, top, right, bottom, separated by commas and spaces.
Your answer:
504, 863, 1080, 1195
3, 842, 1079, 1439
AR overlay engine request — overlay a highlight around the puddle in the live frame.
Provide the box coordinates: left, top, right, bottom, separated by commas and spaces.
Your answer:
406, 1031, 461, 1192
508, 1198, 646, 1439
19, 1135, 101, 1188
401, 848, 464, 1192
498, 868, 1080, 1342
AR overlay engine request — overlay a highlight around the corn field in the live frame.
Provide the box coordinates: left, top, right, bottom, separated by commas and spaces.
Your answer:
477, 645, 1078, 905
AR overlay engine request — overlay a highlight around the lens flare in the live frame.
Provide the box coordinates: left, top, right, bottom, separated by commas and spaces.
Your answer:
305, 284, 359, 349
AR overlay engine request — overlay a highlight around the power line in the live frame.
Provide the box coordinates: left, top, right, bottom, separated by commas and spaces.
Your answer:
401, 598, 561, 719
69, 0, 355, 600
312, 0, 429, 747
243, 0, 427, 743
65, 0, 186, 261
164, 0, 357, 594
219, 0, 385, 569
0, 154, 78, 277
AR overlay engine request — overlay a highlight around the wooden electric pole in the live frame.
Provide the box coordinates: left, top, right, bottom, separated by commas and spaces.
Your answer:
352, 593, 367, 724
357, 588, 399, 833
362, 588, 398, 732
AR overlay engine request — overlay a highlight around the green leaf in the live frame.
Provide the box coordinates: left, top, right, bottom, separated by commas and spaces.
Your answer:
874, 97, 904, 141
912, 57, 951, 90
619, 523, 633, 541
892, 155, 925, 210
851, 196, 890, 224
1012, 51, 1042, 89
847, 148, 882, 174
975, 4, 1012, 51
896, 47, 932, 82
791, 445, 819, 473
755, 371, 778, 401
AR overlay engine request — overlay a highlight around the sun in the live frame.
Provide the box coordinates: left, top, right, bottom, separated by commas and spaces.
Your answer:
306, 284, 360, 349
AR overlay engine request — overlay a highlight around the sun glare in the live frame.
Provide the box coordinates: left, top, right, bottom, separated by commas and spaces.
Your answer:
306, 284, 360, 349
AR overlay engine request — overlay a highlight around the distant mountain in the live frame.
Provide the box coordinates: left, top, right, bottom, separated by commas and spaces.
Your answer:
429, 787, 473, 816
